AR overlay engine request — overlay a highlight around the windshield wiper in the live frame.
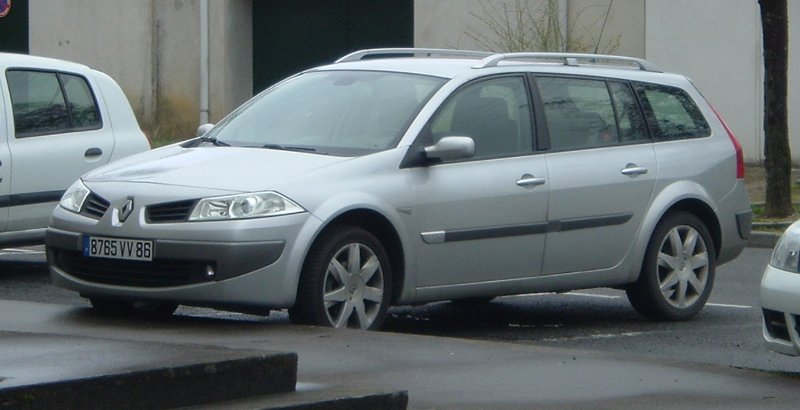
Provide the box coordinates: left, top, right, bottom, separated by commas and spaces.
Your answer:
261, 143, 318, 153
199, 136, 230, 147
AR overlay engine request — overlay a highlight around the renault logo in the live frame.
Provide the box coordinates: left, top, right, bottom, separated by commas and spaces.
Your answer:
118, 199, 134, 223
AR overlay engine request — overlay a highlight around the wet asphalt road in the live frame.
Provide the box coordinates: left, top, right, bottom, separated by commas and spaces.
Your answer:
2, 245, 798, 374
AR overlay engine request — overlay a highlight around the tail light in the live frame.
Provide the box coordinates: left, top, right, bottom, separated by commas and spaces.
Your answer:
710, 106, 745, 180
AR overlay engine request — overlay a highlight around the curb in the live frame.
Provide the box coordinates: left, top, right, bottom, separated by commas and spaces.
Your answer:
748, 231, 781, 248
200, 387, 410, 410
0, 354, 298, 410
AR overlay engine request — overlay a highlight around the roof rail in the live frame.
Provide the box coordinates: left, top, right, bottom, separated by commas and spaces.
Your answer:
336, 48, 494, 63
474, 52, 661, 72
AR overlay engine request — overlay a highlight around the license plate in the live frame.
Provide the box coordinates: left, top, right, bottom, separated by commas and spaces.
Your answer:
83, 236, 154, 261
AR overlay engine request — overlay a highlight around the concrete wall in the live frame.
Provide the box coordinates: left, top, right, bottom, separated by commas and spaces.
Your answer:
209, 0, 252, 123
29, 0, 156, 123
644, 0, 765, 163
567, 0, 644, 57
29, 0, 253, 141
153, 0, 200, 136
414, 0, 645, 56
790, 1, 799, 166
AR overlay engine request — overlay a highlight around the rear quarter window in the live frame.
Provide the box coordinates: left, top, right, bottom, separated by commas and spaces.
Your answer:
636, 83, 710, 141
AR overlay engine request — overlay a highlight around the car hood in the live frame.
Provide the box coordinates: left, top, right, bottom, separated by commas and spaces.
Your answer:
84, 145, 349, 192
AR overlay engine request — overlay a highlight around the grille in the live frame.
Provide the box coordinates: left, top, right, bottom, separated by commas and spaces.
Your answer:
146, 199, 197, 223
81, 193, 110, 219
53, 249, 213, 288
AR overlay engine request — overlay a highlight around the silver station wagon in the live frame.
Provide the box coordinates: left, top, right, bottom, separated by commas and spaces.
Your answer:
47, 49, 752, 329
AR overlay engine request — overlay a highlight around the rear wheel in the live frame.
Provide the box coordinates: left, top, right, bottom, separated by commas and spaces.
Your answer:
626, 212, 716, 321
289, 226, 391, 330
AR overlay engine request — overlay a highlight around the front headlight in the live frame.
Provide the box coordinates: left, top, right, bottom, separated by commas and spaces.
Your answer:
770, 221, 800, 273
59, 179, 91, 214
188, 191, 304, 221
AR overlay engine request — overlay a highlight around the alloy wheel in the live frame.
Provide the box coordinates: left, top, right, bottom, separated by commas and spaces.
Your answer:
323, 242, 385, 329
656, 225, 709, 309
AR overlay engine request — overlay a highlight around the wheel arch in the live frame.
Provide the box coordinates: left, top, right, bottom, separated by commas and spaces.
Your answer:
628, 184, 722, 284
310, 209, 406, 305
661, 199, 721, 259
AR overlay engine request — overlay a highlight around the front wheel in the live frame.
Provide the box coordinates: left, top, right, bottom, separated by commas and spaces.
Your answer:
626, 212, 716, 321
289, 226, 392, 330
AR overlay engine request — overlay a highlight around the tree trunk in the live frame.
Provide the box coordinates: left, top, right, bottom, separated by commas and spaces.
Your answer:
759, 0, 793, 217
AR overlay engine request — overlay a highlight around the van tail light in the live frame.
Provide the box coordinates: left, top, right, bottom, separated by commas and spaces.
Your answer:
710, 106, 745, 180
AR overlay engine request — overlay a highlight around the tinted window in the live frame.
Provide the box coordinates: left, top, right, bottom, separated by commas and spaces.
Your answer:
7, 70, 101, 138
430, 76, 533, 159
538, 76, 644, 151
609, 82, 649, 143
61, 74, 101, 129
636, 83, 710, 141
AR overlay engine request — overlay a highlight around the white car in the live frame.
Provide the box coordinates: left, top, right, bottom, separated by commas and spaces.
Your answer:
761, 220, 800, 355
0, 53, 149, 246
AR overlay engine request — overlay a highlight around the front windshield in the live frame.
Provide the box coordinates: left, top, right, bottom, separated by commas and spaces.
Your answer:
207, 70, 446, 156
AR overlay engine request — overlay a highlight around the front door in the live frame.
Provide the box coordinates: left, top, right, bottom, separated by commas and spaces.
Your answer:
412, 75, 549, 288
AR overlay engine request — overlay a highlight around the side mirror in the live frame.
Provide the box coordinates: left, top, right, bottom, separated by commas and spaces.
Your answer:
424, 136, 475, 161
196, 123, 214, 137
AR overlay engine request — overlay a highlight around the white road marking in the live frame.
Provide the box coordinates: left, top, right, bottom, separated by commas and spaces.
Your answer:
539, 331, 651, 343
505, 291, 753, 309
706, 302, 752, 309
565, 292, 621, 299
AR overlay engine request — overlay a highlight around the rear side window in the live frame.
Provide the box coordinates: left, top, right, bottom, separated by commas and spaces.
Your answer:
536, 76, 648, 151
6, 70, 102, 138
636, 83, 710, 141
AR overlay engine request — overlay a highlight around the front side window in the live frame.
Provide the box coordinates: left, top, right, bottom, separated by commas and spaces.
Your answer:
429, 76, 533, 160
636, 83, 710, 141
7, 70, 101, 138
207, 70, 446, 156
537, 76, 647, 151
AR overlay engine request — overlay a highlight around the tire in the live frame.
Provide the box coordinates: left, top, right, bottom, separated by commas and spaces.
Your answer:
289, 226, 392, 330
89, 298, 178, 318
626, 211, 716, 321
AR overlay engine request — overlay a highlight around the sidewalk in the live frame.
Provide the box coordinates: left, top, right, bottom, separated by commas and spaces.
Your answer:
2, 299, 799, 409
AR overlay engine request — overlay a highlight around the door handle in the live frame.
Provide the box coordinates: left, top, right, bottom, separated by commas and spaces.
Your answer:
85, 148, 103, 157
516, 174, 546, 187
621, 164, 648, 176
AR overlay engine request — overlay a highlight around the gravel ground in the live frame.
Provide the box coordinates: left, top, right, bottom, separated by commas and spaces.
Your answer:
745, 164, 799, 204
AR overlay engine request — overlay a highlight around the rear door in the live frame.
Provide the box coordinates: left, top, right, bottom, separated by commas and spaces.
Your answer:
535, 76, 657, 275
4, 68, 113, 232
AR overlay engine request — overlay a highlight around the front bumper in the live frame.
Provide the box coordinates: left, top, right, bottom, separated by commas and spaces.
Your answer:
47, 228, 284, 287
760, 264, 800, 356
46, 198, 317, 309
